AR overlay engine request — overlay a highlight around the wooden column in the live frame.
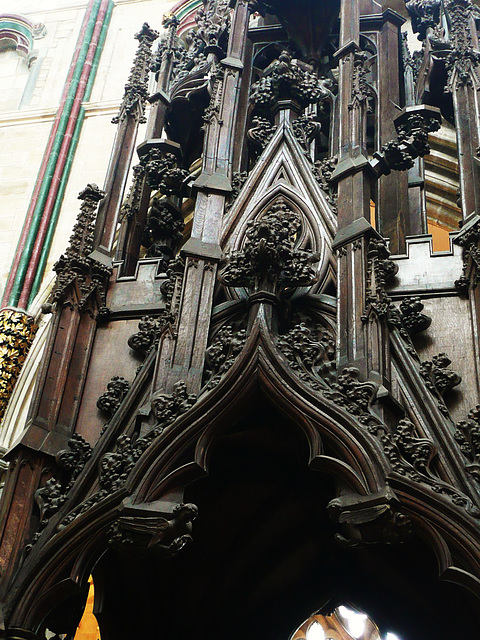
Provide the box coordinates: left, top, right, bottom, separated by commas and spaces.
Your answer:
91, 23, 159, 265
375, 9, 411, 253
152, 0, 253, 396
444, 0, 480, 222
332, 0, 389, 385
402, 32, 427, 235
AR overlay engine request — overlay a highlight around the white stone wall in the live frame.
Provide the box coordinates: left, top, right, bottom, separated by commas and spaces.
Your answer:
0, 0, 175, 304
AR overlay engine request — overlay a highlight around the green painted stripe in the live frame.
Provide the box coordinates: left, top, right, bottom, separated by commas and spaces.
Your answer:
28, 0, 114, 306
174, 0, 202, 21
7, 0, 103, 308
0, 19, 33, 47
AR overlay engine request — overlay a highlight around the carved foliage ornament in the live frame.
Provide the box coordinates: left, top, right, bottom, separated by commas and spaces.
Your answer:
313, 155, 338, 210
150, 14, 180, 72
220, 198, 319, 294
194, 0, 231, 50
364, 238, 399, 321
143, 151, 188, 197
97, 376, 131, 418
292, 112, 322, 154
454, 218, 480, 294
0, 309, 37, 424
379, 108, 442, 174
204, 325, 248, 389
128, 257, 185, 356
349, 50, 372, 110
142, 198, 185, 263
250, 50, 331, 113
26, 434, 92, 552
246, 116, 277, 155
455, 406, 480, 480
278, 318, 475, 516
443, 0, 480, 88
277, 321, 336, 390
60, 381, 197, 529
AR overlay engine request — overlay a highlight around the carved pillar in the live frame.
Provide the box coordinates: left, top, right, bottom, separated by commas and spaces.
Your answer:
0, 187, 109, 594
114, 16, 182, 275
443, 0, 480, 221
147, 14, 180, 140
446, 1, 480, 399
402, 32, 428, 234
331, 0, 382, 383
152, 0, 252, 395
91, 23, 159, 264
0, 450, 47, 601
375, 9, 411, 253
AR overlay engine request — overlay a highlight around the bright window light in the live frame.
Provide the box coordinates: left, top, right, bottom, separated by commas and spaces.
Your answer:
385, 633, 401, 640
337, 606, 367, 639
305, 621, 326, 640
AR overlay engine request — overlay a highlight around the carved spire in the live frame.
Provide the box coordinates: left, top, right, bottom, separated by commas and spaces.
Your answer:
112, 23, 159, 124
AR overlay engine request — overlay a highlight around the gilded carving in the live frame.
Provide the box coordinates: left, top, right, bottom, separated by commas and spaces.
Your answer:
0, 309, 37, 424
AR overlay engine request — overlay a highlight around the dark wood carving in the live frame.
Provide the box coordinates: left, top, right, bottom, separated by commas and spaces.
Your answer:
2, 1, 480, 639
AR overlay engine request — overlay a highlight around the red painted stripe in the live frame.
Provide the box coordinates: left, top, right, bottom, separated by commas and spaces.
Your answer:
1, 0, 96, 308
17, 0, 109, 309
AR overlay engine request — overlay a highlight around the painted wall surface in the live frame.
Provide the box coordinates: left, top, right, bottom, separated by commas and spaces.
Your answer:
0, 0, 175, 305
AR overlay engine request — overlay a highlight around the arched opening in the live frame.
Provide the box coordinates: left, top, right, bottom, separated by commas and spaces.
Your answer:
83, 392, 480, 640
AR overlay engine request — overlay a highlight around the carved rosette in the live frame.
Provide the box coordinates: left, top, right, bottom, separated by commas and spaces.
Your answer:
0, 309, 37, 423
112, 23, 159, 125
